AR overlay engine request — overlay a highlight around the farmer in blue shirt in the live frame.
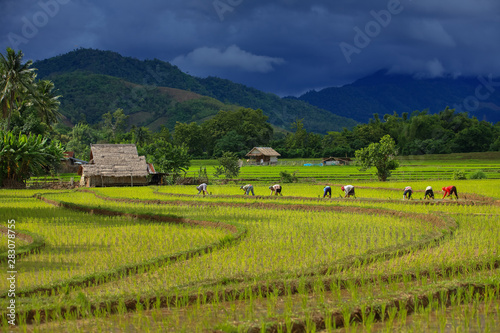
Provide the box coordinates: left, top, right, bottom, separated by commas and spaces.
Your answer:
403, 186, 413, 200
323, 185, 332, 198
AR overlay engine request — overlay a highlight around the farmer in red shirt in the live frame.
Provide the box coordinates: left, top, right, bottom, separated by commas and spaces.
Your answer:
442, 185, 458, 199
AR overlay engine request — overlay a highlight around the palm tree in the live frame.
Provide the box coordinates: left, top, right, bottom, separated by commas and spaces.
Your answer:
34, 80, 61, 127
0, 48, 36, 130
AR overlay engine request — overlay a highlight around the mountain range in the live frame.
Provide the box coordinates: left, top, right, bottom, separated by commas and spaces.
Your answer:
33, 48, 357, 134
34, 48, 500, 135
295, 70, 500, 123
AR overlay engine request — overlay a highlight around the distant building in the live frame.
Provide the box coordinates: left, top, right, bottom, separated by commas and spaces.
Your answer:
59, 151, 88, 173
78, 144, 150, 187
246, 147, 281, 165
147, 163, 166, 185
322, 157, 353, 166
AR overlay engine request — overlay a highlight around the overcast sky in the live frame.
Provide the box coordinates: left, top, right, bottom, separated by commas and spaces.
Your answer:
1, 0, 499, 96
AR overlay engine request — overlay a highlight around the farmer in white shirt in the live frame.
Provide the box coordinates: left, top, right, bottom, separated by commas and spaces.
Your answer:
424, 186, 434, 199
269, 184, 282, 196
341, 185, 355, 198
196, 183, 208, 196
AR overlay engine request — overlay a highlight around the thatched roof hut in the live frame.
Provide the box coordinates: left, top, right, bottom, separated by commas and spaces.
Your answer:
322, 157, 353, 166
246, 147, 281, 165
78, 144, 149, 187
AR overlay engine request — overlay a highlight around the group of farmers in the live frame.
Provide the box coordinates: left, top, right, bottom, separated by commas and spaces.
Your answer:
196, 183, 282, 196
403, 185, 459, 200
325, 184, 458, 200
196, 183, 459, 200
322, 185, 355, 198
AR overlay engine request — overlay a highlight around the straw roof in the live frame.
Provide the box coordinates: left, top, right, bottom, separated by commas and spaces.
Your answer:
80, 144, 149, 177
246, 147, 281, 157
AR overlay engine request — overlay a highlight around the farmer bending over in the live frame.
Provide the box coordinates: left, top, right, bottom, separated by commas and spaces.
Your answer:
341, 185, 355, 198
269, 184, 282, 196
424, 186, 434, 199
403, 186, 413, 200
323, 186, 332, 198
442, 185, 459, 199
196, 183, 208, 196
241, 184, 255, 196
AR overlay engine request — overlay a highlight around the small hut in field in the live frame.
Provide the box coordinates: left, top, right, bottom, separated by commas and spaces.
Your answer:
246, 147, 281, 165
322, 157, 353, 166
78, 144, 149, 187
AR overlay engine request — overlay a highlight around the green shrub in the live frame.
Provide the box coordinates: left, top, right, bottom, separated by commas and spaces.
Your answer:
469, 170, 487, 179
213, 151, 240, 179
280, 170, 298, 183
0, 131, 64, 187
452, 170, 467, 180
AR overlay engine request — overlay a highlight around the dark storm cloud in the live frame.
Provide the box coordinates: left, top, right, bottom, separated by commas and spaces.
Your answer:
1, 0, 499, 96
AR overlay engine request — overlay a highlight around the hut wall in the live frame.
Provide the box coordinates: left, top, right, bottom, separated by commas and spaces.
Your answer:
80, 175, 148, 187
98, 176, 148, 187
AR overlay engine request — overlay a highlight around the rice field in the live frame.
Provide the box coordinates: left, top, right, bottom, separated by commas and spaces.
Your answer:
1, 177, 499, 332
188, 153, 500, 182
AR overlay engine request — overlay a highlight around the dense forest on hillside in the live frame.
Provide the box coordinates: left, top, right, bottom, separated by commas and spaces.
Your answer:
35, 49, 207, 94
48, 71, 238, 129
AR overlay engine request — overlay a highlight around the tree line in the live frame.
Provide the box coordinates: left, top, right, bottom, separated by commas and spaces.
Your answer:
272, 108, 500, 158
53, 105, 500, 174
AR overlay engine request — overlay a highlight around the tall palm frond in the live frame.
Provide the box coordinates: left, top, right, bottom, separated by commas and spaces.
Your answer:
0, 48, 36, 130
34, 80, 62, 127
